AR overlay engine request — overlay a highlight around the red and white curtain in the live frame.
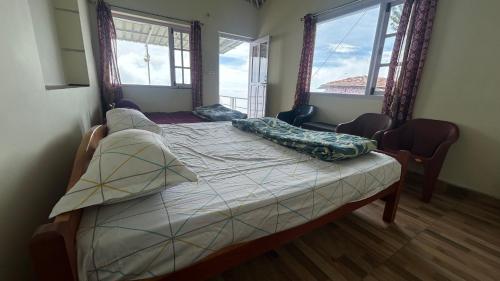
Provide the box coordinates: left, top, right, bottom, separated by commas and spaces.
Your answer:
96, 0, 123, 111
190, 21, 203, 109
293, 14, 317, 107
382, 0, 438, 126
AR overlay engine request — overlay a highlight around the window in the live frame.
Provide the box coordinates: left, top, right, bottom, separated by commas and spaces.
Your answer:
173, 30, 191, 85
310, 0, 403, 95
112, 12, 191, 87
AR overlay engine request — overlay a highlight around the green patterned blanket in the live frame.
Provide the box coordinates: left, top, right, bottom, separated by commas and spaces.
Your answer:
232, 117, 377, 161
194, 104, 247, 121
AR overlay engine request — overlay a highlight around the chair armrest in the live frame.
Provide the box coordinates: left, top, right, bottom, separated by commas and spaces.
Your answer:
428, 140, 455, 163
380, 128, 402, 150
372, 130, 387, 148
335, 122, 355, 134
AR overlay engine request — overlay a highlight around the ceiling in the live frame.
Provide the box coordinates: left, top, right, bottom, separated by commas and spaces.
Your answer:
114, 16, 170, 46
113, 16, 244, 55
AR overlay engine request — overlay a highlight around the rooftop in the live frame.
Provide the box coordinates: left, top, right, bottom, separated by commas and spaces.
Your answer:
319, 75, 387, 89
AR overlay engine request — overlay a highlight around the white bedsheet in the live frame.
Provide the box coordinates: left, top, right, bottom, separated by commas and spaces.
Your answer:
77, 122, 401, 281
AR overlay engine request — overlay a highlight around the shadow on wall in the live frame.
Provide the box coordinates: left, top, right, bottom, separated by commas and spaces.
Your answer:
2, 125, 87, 280
438, 123, 500, 197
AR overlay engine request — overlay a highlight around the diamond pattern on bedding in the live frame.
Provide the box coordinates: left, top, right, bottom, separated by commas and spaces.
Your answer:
76, 122, 401, 281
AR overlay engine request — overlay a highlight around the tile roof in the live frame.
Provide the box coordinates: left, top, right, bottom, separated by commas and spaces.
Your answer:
319, 75, 387, 89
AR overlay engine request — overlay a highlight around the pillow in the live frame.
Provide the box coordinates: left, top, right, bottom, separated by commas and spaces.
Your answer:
106, 108, 161, 135
49, 129, 198, 218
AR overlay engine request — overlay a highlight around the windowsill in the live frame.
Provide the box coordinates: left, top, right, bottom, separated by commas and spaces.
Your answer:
45, 84, 90, 90
310, 92, 385, 100
122, 84, 192, 90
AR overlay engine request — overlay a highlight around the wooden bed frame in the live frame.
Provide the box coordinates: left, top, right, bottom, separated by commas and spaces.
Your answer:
30, 125, 410, 281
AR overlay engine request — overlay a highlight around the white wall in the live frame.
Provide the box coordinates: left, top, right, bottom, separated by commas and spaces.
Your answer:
94, 0, 260, 112
122, 85, 191, 112
258, 0, 500, 198
28, 0, 67, 86
29, 0, 90, 87
0, 0, 101, 279
411, 0, 500, 198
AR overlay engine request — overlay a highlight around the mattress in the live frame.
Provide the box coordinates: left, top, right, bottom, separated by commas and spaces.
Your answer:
77, 122, 401, 281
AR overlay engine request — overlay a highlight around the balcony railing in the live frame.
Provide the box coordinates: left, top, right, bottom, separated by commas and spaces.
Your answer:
220, 95, 248, 114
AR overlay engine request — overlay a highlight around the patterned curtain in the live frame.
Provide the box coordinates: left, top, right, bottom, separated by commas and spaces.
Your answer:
293, 14, 317, 107
190, 21, 203, 109
382, 0, 438, 126
96, 0, 123, 112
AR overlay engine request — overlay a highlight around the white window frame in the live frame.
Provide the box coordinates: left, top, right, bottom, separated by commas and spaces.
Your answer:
313, 0, 403, 96
170, 28, 192, 87
112, 11, 191, 88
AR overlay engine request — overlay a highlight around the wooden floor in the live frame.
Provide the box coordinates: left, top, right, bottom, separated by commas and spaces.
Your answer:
210, 175, 500, 281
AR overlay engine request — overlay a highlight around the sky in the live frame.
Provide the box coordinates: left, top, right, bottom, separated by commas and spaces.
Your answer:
311, 5, 380, 92
116, 40, 171, 86
219, 42, 250, 100
311, 3, 401, 92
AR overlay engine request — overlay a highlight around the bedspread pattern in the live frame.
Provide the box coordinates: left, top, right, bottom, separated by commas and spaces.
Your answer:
193, 103, 247, 121
232, 117, 376, 161
77, 122, 400, 281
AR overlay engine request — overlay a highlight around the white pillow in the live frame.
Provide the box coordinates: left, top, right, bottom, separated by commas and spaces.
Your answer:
106, 108, 162, 135
49, 129, 198, 218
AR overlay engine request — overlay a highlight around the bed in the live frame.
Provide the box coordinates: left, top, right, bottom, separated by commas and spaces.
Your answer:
144, 111, 205, 124
30, 123, 409, 281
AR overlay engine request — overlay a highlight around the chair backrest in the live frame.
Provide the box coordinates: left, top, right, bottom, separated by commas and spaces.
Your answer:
340, 113, 393, 139
293, 105, 316, 117
395, 118, 459, 157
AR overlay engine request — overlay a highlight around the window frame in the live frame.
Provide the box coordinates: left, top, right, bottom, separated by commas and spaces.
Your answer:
170, 28, 192, 87
111, 11, 192, 88
311, 0, 403, 97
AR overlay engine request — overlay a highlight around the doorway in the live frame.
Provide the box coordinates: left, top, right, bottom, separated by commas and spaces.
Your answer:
219, 35, 251, 114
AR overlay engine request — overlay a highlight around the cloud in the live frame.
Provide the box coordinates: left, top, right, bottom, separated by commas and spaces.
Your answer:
116, 40, 173, 85
116, 41, 150, 85
328, 43, 359, 53
219, 42, 250, 99
219, 62, 249, 99
310, 56, 372, 91
148, 44, 172, 85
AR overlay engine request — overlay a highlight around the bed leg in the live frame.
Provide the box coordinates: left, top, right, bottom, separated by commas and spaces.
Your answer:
383, 191, 400, 223
382, 150, 410, 223
30, 221, 78, 281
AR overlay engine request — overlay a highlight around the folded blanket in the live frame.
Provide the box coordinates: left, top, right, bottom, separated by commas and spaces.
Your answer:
194, 104, 247, 121
232, 117, 376, 161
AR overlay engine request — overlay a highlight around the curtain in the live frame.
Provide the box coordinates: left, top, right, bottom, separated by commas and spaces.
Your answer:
293, 14, 317, 107
382, 0, 438, 126
96, 0, 122, 112
190, 21, 203, 109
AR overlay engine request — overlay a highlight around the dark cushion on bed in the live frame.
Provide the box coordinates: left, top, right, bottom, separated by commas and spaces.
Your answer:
193, 104, 247, 121
115, 99, 142, 112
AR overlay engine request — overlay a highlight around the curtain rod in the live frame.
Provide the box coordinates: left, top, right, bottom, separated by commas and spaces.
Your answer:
88, 0, 204, 25
300, 0, 365, 21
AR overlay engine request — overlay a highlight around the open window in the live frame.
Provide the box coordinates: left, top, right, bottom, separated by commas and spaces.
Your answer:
310, 0, 403, 96
112, 11, 191, 87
